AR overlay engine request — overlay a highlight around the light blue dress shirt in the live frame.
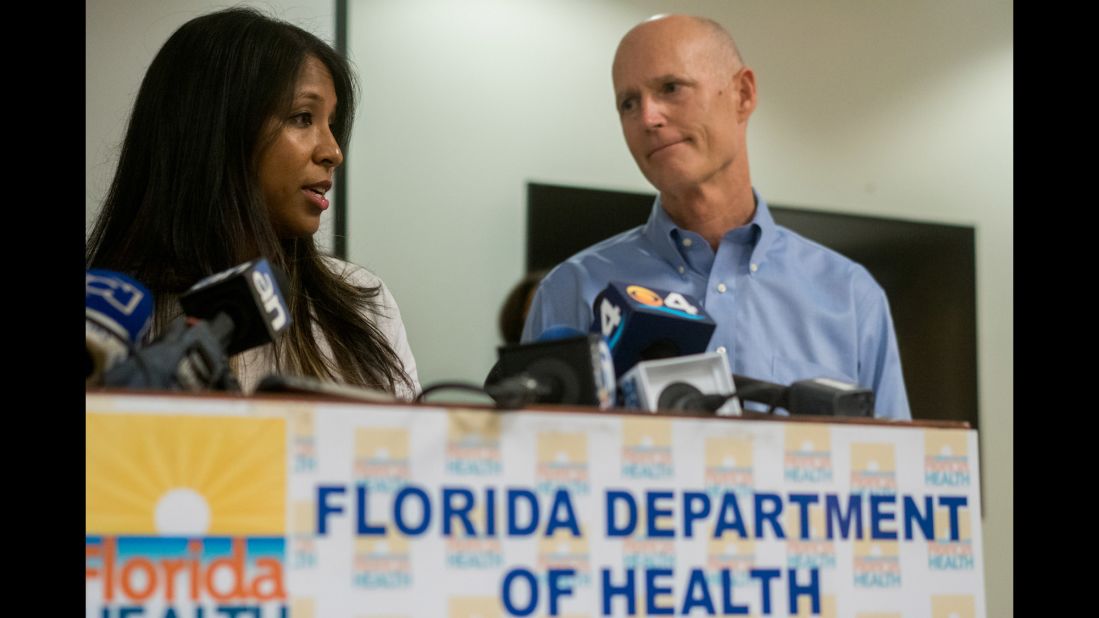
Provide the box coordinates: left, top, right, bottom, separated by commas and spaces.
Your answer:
521, 192, 911, 420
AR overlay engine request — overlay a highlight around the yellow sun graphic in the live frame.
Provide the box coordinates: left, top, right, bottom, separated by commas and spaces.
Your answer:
86, 413, 286, 536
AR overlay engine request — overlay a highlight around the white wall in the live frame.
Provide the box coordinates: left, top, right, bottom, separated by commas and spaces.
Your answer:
346, 1, 1011, 616
85, 0, 338, 252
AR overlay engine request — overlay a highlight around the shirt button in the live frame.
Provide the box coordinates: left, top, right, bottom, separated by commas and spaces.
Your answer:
716, 283, 727, 293
682, 238, 693, 247
716, 346, 727, 355
677, 265, 685, 274
750, 263, 759, 273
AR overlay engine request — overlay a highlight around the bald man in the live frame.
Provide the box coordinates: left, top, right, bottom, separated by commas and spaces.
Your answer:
521, 15, 911, 420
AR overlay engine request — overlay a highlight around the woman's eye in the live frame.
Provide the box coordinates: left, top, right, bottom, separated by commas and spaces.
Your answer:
290, 112, 313, 127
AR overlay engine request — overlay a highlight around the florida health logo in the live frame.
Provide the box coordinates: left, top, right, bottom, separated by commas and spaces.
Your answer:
785, 502, 837, 570
704, 436, 754, 497
289, 408, 316, 473
621, 418, 673, 480
795, 595, 837, 618
850, 443, 898, 496
354, 529, 412, 588
931, 594, 976, 618
706, 531, 755, 587
449, 596, 503, 618
784, 426, 833, 483
622, 504, 675, 570
446, 410, 503, 476
853, 540, 901, 588
355, 427, 411, 493
536, 431, 591, 497
538, 530, 592, 589
928, 504, 974, 571
290, 499, 317, 570
86, 413, 288, 617
445, 505, 504, 569
924, 429, 971, 488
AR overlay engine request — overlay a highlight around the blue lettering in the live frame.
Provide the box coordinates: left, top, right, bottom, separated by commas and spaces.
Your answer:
502, 568, 538, 616
749, 568, 781, 614
443, 487, 475, 537
903, 495, 934, 540
683, 491, 711, 538
870, 494, 897, 540
215, 607, 258, 617
393, 486, 431, 535
788, 568, 821, 615
645, 568, 675, 616
606, 491, 637, 537
545, 489, 581, 537
789, 493, 818, 540
720, 569, 751, 615
646, 491, 675, 538
355, 485, 386, 536
939, 496, 967, 541
316, 485, 345, 535
713, 491, 748, 538
826, 493, 863, 540
681, 568, 715, 614
548, 569, 577, 615
486, 488, 497, 536
754, 493, 785, 539
602, 568, 636, 616
508, 489, 540, 536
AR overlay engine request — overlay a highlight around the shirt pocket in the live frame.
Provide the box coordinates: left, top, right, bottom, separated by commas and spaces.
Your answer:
771, 355, 856, 386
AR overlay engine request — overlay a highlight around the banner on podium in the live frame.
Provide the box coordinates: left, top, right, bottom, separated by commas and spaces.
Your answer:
86, 394, 984, 617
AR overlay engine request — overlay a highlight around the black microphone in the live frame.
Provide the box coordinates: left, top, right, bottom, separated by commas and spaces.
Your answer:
657, 382, 733, 414
86, 270, 155, 386
178, 258, 292, 355
103, 258, 292, 391
489, 326, 616, 409
589, 281, 715, 378
734, 374, 875, 417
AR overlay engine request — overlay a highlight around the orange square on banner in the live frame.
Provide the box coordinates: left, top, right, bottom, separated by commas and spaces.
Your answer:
86, 413, 286, 536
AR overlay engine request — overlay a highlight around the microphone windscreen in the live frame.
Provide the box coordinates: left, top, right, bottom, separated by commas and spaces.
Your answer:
86, 270, 154, 385
590, 281, 716, 378
180, 258, 291, 355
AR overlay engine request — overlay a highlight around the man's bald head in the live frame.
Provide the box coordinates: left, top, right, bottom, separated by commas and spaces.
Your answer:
615, 15, 744, 83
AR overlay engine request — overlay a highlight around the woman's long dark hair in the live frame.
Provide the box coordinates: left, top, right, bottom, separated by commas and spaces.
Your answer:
87, 7, 413, 394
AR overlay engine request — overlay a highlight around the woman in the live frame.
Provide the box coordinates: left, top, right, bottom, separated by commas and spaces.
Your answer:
86, 7, 419, 399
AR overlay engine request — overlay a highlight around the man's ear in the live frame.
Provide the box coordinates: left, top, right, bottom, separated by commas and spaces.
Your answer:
735, 68, 757, 121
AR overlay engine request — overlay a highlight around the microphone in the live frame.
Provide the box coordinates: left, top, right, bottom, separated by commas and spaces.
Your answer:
179, 257, 292, 355
618, 351, 742, 416
102, 258, 292, 391
254, 374, 398, 403
590, 282, 715, 378
488, 326, 616, 409
734, 375, 874, 417
86, 270, 154, 386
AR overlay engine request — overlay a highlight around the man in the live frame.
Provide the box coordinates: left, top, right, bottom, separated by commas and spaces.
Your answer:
521, 14, 910, 420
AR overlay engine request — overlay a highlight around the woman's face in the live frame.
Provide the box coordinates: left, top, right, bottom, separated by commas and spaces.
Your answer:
257, 56, 343, 238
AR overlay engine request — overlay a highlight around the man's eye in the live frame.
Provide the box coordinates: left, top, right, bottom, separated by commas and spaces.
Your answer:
619, 98, 636, 113
662, 82, 679, 94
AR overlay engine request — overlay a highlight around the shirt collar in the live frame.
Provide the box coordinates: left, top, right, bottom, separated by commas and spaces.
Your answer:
642, 188, 778, 268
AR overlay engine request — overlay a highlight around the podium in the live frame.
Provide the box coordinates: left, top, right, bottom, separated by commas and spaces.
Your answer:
86, 391, 985, 617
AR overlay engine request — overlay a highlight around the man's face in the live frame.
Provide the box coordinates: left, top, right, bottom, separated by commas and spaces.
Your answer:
612, 18, 754, 195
